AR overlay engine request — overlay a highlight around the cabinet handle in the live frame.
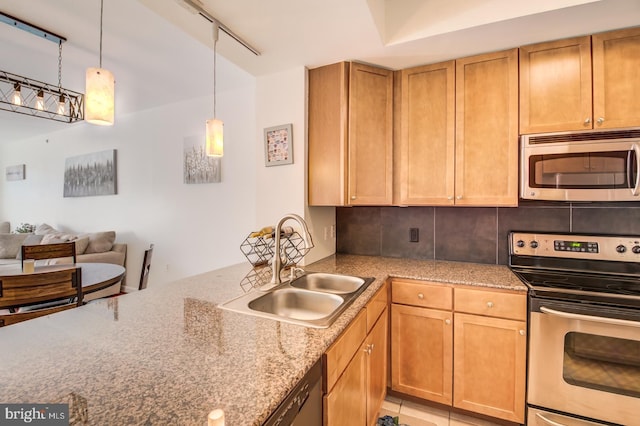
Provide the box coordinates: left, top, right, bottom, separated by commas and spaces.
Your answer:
584, 117, 591, 125
597, 117, 605, 125
445, 319, 451, 325
363, 344, 372, 355
417, 293, 424, 300
487, 301, 494, 308
519, 329, 525, 336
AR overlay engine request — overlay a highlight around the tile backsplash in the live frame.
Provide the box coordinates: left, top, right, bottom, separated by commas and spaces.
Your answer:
336, 203, 640, 265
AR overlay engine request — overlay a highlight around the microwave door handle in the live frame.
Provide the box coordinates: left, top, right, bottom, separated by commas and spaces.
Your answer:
540, 306, 640, 328
631, 144, 640, 196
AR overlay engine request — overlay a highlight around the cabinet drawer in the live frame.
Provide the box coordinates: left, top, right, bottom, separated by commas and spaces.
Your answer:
392, 279, 452, 310
366, 282, 388, 332
323, 309, 367, 393
454, 287, 526, 321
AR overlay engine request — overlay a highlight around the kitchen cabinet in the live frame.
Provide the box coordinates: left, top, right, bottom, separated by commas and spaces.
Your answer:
454, 49, 519, 206
520, 27, 640, 133
390, 279, 527, 424
308, 62, 393, 206
397, 61, 455, 205
323, 282, 388, 426
397, 50, 518, 206
453, 288, 527, 423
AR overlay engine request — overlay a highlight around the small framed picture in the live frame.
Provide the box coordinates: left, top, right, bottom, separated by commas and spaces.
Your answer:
264, 123, 293, 166
6, 164, 25, 181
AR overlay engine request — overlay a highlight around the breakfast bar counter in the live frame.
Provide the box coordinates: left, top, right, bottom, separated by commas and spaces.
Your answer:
0, 254, 525, 425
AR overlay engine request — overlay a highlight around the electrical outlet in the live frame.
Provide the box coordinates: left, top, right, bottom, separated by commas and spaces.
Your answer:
330, 225, 336, 238
410, 228, 419, 242
324, 226, 329, 241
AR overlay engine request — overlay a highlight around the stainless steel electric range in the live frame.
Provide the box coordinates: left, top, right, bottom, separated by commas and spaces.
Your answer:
508, 231, 640, 426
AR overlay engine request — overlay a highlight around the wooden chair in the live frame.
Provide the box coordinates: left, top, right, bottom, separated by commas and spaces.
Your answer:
0, 267, 82, 327
21, 241, 77, 268
138, 244, 154, 290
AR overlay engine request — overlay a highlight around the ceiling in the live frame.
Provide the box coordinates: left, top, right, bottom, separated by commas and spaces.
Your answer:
1, 0, 640, 143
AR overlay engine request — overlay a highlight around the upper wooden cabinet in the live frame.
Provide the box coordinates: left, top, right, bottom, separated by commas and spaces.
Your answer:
397, 61, 455, 205
455, 49, 519, 206
592, 27, 640, 129
397, 50, 518, 207
308, 62, 393, 206
520, 27, 640, 133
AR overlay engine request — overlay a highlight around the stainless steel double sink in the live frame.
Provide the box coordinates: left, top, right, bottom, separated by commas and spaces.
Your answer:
218, 273, 374, 328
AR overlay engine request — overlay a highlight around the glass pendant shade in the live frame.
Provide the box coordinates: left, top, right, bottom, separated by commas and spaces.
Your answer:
85, 67, 115, 125
36, 90, 45, 110
206, 118, 224, 157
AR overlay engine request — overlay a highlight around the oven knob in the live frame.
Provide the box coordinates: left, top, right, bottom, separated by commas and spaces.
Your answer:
530, 241, 539, 249
633, 245, 640, 254
616, 244, 627, 253
516, 240, 525, 248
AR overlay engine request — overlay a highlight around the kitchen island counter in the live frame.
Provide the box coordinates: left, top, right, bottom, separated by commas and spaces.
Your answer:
0, 254, 525, 425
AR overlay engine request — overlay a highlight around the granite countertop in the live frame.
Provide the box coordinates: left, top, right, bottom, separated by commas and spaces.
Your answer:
0, 254, 526, 425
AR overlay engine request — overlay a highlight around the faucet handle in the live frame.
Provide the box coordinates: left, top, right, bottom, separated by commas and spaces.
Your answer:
289, 266, 305, 281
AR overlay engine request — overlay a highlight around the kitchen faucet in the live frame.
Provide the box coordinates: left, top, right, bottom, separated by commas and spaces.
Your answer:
269, 213, 314, 287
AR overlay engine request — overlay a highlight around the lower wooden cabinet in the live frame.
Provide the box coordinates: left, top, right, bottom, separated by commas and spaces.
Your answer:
390, 279, 527, 424
391, 304, 452, 405
324, 283, 389, 426
453, 313, 526, 422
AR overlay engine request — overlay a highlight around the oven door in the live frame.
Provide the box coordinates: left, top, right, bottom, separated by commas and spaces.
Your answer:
521, 140, 640, 201
528, 298, 640, 425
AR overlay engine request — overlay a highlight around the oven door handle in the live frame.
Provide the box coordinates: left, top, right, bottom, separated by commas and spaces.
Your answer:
540, 306, 640, 328
535, 412, 569, 426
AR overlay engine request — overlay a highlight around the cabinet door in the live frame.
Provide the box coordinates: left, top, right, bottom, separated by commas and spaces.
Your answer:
391, 304, 452, 405
308, 62, 349, 206
348, 63, 394, 205
324, 343, 367, 426
520, 36, 593, 133
453, 313, 526, 423
398, 61, 455, 205
366, 308, 388, 426
593, 27, 640, 129
455, 49, 519, 206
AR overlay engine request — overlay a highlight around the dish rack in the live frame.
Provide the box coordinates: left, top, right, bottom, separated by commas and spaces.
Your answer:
239, 230, 312, 290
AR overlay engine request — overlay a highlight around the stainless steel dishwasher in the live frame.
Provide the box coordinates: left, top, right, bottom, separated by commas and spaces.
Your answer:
263, 358, 322, 426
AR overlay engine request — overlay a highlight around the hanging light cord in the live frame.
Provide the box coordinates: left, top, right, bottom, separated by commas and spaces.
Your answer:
213, 22, 219, 118
58, 40, 63, 89
99, 0, 104, 68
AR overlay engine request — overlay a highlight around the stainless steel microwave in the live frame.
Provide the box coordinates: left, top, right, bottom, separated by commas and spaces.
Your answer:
521, 128, 640, 202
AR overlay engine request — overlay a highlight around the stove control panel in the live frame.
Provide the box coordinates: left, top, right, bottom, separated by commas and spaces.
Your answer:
510, 232, 640, 262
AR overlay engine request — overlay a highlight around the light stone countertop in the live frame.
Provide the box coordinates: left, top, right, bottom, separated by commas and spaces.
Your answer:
0, 254, 526, 425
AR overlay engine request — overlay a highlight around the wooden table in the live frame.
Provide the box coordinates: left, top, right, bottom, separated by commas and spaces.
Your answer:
0, 263, 126, 297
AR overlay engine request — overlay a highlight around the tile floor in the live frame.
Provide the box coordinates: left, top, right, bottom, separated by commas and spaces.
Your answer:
378, 396, 502, 426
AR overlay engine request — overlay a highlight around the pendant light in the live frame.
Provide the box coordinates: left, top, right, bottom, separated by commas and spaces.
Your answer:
205, 22, 223, 157
85, 0, 115, 126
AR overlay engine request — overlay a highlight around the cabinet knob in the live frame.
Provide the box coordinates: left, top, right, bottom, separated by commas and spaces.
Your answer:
519, 329, 525, 336
447, 196, 454, 200
456, 195, 462, 200
445, 319, 451, 325
584, 117, 591, 125
363, 344, 373, 355
487, 301, 494, 308
351, 195, 357, 200
597, 117, 605, 125
417, 293, 424, 300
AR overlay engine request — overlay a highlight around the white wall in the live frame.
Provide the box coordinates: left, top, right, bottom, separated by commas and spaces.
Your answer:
255, 67, 335, 265
0, 78, 257, 290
